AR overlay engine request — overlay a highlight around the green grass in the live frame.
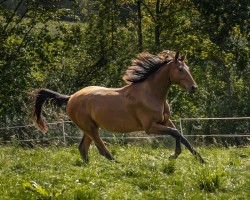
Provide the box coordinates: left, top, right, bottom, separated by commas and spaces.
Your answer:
0, 145, 249, 200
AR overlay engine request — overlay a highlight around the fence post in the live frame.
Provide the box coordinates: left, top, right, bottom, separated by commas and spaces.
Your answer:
62, 121, 66, 144
179, 118, 183, 135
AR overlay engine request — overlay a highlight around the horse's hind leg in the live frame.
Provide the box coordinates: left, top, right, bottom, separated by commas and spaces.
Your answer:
78, 134, 92, 162
76, 117, 116, 162
91, 130, 117, 162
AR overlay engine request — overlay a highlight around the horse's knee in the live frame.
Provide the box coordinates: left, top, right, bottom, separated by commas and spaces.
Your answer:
145, 125, 181, 139
166, 128, 182, 140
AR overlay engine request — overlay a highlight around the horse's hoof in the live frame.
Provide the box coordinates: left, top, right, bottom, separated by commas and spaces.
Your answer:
169, 153, 178, 159
110, 159, 118, 163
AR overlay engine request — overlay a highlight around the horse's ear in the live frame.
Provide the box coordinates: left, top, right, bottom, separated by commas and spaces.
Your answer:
180, 52, 187, 62
175, 51, 179, 62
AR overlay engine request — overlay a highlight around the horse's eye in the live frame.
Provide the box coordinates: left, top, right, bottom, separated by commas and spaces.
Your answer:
178, 68, 183, 72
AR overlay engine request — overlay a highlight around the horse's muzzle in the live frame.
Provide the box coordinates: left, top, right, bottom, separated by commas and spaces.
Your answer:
189, 85, 198, 93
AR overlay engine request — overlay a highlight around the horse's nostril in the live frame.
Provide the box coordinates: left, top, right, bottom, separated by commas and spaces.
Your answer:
190, 85, 197, 92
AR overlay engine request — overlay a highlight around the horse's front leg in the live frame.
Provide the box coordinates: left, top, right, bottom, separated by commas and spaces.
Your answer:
163, 102, 181, 159
166, 120, 181, 159
147, 123, 205, 164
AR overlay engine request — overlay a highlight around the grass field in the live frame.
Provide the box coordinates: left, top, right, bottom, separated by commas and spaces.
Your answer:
0, 144, 249, 200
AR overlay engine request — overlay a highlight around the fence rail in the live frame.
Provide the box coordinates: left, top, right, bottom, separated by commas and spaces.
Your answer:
0, 117, 250, 144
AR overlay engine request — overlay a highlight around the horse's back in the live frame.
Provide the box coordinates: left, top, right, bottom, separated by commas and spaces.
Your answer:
66, 86, 117, 116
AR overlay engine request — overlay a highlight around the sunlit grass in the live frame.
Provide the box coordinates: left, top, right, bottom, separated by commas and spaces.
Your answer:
0, 145, 249, 199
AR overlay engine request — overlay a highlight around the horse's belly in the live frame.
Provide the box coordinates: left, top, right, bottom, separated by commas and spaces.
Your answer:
92, 105, 143, 133
96, 113, 143, 133
100, 119, 143, 133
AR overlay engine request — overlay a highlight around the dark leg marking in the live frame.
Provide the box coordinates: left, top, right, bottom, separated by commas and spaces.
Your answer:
169, 138, 182, 159
179, 135, 205, 164
78, 136, 90, 162
78, 138, 88, 162
95, 144, 116, 162
167, 128, 205, 164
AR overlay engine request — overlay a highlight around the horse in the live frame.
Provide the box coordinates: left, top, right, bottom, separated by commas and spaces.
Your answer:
31, 50, 205, 164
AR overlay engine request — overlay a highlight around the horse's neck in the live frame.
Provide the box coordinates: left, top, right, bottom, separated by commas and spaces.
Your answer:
144, 63, 172, 100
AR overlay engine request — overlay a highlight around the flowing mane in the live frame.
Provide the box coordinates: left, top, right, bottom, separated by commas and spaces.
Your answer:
123, 50, 175, 84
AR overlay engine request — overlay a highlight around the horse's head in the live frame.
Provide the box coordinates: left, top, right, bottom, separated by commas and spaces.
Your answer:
169, 52, 197, 93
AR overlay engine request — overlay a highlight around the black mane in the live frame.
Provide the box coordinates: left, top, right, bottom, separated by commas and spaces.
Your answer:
123, 51, 174, 84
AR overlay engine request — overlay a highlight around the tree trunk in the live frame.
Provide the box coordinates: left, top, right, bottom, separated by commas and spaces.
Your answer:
155, 23, 160, 50
137, 0, 143, 52
154, 0, 160, 51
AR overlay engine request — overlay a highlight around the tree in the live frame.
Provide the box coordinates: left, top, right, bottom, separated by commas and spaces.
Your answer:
192, 0, 250, 116
137, 0, 143, 52
140, 0, 192, 52
0, 0, 83, 125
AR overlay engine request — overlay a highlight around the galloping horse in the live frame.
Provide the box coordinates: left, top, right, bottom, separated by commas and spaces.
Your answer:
31, 50, 205, 163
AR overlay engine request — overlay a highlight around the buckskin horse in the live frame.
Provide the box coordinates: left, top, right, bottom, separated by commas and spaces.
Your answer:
31, 50, 205, 163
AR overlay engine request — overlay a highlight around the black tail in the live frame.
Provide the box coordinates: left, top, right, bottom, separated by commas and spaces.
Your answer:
31, 89, 70, 133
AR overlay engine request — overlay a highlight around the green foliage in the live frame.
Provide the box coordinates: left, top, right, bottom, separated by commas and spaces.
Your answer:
162, 160, 176, 175
0, 145, 249, 199
197, 167, 222, 192
0, 0, 249, 140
